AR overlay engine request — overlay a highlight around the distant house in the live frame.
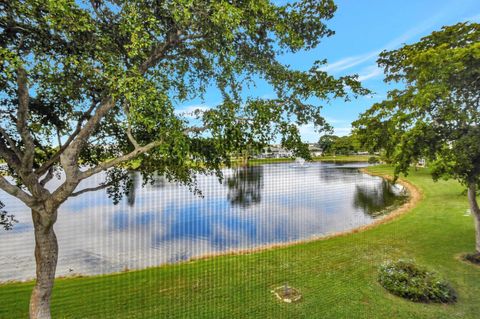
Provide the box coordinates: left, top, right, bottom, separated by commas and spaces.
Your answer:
270, 145, 293, 158
308, 144, 323, 157
257, 145, 293, 158
417, 158, 426, 167
356, 151, 370, 155
256, 143, 324, 159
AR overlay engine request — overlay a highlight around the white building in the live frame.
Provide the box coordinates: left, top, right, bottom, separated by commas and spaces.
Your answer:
258, 145, 293, 158
256, 144, 323, 158
308, 144, 323, 157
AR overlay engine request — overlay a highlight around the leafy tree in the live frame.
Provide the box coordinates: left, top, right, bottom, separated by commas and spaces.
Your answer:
0, 200, 16, 230
353, 22, 480, 257
318, 134, 338, 154
0, 1, 366, 318
331, 134, 360, 155
318, 134, 361, 155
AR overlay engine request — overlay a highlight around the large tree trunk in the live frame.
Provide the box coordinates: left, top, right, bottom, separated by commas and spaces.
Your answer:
468, 184, 480, 254
29, 209, 58, 319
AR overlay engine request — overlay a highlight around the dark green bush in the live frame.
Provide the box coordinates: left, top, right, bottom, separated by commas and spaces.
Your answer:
378, 260, 457, 303
368, 156, 379, 164
464, 253, 480, 265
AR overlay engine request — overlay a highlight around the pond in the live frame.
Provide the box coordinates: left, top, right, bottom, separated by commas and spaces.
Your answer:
0, 162, 407, 282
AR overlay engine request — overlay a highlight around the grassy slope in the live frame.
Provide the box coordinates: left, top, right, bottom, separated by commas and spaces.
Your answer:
313, 154, 373, 162
1, 166, 479, 319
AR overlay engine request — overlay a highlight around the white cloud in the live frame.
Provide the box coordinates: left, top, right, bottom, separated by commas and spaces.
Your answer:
297, 123, 352, 139
333, 127, 352, 136
297, 123, 319, 142
319, 52, 379, 73
364, 93, 385, 100
325, 117, 348, 124
178, 104, 211, 113
175, 104, 211, 118
321, 8, 449, 74
358, 65, 383, 82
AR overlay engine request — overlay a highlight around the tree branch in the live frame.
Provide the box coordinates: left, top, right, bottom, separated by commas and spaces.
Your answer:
138, 29, 181, 74
183, 126, 210, 134
0, 175, 36, 207
0, 137, 22, 172
0, 127, 22, 159
53, 29, 185, 186
63, 97, 116, 167
122, 101, 140, 149
35, 101, 98, 176
62, 30, 182, 166
70, 181, 112, 197
79, 140, 162, 180
39, 167, 55, 187
16, 67, 35, 171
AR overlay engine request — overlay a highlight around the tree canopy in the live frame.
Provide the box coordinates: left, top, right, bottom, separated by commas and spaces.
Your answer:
353, 22, 480, 186
0, 0, 367, 213
1, 2, 367, 317
318, 134, 360, 155
318, 134, 338, 154
353, 22, 480, 255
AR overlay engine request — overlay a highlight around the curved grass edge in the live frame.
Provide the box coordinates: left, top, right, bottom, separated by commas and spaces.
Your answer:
0, 167, 423, 285
357, 168, 423, 226
186, 169, 423, 263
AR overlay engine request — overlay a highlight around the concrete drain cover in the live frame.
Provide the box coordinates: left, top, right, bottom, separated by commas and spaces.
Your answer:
271, 284, 302, 303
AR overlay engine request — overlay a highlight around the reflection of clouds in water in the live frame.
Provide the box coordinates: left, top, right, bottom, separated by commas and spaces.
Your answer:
0, 162, 402, 282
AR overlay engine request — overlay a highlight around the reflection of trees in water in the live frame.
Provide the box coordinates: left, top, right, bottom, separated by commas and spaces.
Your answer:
151, 172, 167, 188
353, 180, 401, 217
319, 167, 358, 183
126, 171, 167, 206
126, 171, 138, 207
227, 166, 264, 207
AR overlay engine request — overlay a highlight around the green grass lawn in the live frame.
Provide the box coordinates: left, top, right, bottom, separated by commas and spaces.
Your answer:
247, 157, 296, 165
313, 154, 372, 162
1, 166, 478, 318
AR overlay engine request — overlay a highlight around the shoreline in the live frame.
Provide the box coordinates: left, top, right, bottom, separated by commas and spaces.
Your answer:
186, 169, 422, 262
0, 167, 422, 285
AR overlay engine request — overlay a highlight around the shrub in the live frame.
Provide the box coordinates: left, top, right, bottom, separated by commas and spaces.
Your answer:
368, 156, 379, 164
378, 260, 457, 303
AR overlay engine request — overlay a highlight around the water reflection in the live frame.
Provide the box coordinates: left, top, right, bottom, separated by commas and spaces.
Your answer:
126, 171, 139, 207
353, 180, 406, 217
0, 162, 406, 281
126, 171, 166, 206
320, 168, 357, 183
227, 166, 264, 207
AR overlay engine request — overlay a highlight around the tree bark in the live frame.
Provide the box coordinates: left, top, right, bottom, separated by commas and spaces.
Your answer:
29, 209, 58, 319
467, 183, 480, 254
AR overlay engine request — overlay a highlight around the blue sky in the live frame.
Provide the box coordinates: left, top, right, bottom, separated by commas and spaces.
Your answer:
177, 0, 480, 142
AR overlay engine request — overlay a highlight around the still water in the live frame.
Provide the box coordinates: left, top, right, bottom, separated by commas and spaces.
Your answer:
0, 162, 406, 282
